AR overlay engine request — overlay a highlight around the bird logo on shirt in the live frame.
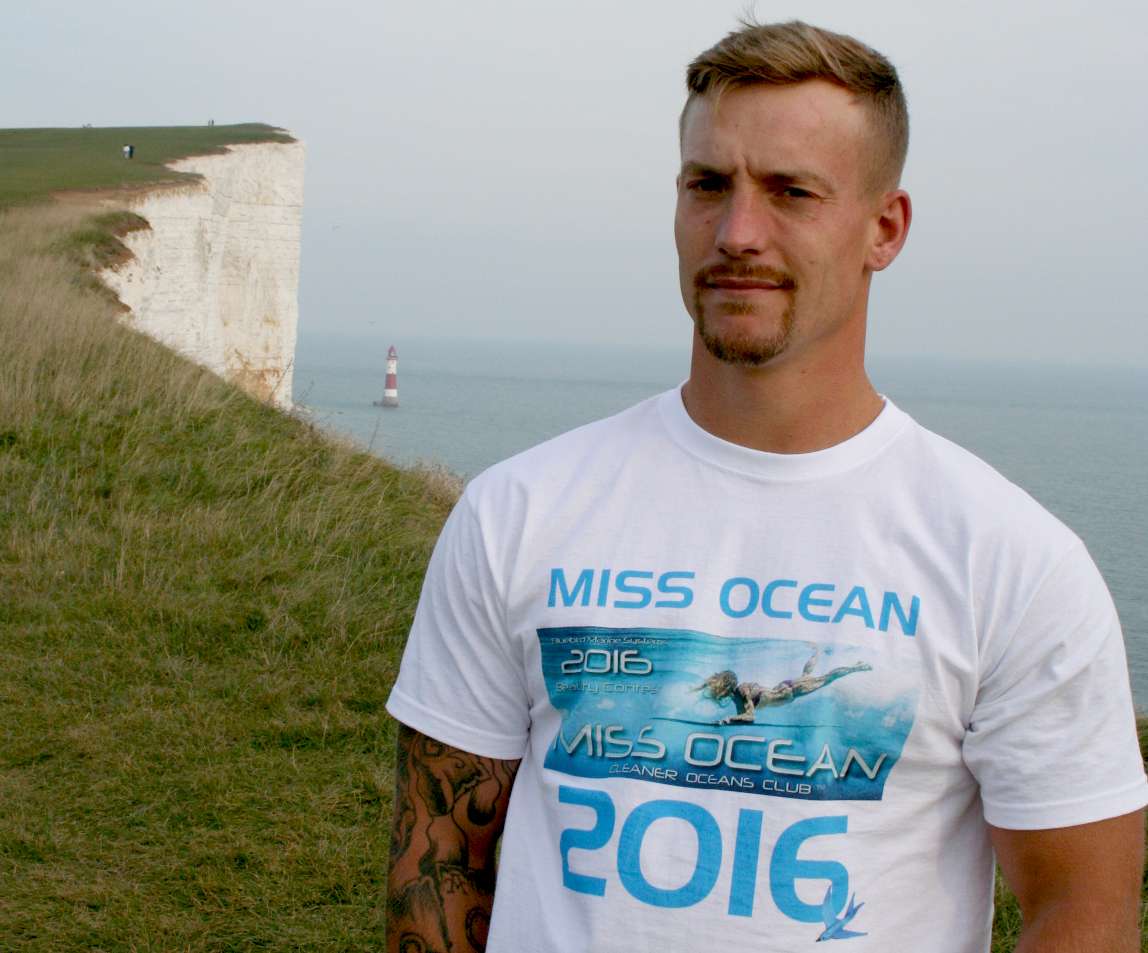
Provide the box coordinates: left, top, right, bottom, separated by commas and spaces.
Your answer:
816, 886, 867, 941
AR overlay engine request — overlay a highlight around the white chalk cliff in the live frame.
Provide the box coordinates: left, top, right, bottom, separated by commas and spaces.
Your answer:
102, 140, 304, 409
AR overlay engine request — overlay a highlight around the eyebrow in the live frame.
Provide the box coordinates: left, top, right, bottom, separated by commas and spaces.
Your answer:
679, 161, 836, 196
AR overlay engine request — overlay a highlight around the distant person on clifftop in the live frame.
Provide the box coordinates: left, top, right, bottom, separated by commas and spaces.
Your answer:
383, 18, 1147, 953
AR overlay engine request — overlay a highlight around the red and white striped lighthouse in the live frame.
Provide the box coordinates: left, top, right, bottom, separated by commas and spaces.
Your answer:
380, 345, 399, 407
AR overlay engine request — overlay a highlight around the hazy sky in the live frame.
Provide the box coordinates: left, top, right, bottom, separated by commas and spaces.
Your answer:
5, 0, 1147, 366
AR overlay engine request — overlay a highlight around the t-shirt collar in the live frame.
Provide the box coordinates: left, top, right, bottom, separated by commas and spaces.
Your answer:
657, 382, 911, 481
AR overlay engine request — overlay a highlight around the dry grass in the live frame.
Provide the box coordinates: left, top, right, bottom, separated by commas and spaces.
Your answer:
1, 201, 175, 405
0, 198, 452, 950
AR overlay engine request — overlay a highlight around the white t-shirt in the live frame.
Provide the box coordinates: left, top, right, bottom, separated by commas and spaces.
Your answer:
387, 388, 1147, 953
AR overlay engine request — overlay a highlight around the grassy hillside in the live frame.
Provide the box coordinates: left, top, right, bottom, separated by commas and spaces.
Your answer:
0, 128, 453, 950
0, 123, 294, 208
0, 129, 1143, 950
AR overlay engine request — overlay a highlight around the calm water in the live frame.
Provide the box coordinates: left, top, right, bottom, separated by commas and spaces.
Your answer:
294, 332, 1148, 707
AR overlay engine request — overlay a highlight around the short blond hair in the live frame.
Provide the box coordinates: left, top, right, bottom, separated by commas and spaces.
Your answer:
684, 19, 909, 191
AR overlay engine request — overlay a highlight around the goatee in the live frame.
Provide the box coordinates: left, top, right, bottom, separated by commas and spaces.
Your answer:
692, 264, 797, 366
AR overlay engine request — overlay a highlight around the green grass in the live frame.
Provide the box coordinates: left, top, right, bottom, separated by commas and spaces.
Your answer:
0, 129, 451, 949
0, 124, 294, 208
0, 128, 1144, 950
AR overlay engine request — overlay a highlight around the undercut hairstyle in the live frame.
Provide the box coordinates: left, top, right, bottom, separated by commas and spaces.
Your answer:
683, 19, 909, 192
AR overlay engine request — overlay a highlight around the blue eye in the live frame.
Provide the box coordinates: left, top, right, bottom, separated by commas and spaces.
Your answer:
782, 186, 813, 199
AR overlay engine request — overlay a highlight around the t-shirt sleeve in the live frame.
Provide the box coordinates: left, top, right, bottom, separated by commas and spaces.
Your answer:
386, 490, 530, 760
963, 541, 1148, 829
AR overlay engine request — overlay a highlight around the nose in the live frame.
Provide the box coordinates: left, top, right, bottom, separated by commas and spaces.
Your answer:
715, 186, 768, 259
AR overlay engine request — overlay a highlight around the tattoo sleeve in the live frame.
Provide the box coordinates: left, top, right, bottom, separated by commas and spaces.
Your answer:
387, 724, 521, 953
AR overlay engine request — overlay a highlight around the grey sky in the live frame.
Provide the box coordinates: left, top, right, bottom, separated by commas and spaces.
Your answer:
4, 0, 1146, 366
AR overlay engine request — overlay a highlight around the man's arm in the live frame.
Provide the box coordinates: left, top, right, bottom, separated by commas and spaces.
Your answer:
990, 809, 1145, 953
387, 724, 521, 953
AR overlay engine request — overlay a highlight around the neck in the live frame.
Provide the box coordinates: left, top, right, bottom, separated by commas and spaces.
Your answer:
681, 331, 883, 454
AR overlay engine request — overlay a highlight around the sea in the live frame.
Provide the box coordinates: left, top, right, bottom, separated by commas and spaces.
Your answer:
294, 331, 1148, 708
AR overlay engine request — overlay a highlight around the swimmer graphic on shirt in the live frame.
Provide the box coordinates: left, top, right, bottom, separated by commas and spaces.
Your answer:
695, 645, 872, 725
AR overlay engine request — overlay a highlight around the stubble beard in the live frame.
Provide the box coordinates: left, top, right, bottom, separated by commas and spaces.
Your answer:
693, 289, 797, 367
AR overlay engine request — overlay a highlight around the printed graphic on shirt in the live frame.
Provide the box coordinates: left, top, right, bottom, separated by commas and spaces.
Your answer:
817, 886, 868, 941
540, 626, 918, 801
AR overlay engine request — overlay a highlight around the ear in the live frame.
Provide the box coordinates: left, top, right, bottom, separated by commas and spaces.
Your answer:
867, 189, 912, 272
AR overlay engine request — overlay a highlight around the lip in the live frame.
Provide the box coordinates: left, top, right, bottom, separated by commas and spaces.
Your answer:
705, 279, 786, 291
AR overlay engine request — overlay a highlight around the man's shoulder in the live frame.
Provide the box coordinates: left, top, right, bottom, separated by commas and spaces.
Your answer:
897, 411, 1081, 552
464, 388, 670, 501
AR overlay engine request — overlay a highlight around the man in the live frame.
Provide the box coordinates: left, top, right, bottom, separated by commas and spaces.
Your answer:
386, 20, 1146, 953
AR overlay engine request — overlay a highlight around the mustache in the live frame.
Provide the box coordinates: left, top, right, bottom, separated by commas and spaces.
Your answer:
694, 265, 796, 291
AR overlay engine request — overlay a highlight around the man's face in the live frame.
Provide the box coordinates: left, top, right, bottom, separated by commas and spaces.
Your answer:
675, 80, 888, 368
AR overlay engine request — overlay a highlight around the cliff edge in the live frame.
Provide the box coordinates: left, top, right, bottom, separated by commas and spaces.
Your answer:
101, 140, 304, 409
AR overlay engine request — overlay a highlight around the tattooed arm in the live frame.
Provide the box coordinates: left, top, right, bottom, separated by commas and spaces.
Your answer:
387, 724, 521, 953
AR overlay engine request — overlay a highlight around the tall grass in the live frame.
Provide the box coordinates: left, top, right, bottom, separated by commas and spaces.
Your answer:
0, 198, 453, 949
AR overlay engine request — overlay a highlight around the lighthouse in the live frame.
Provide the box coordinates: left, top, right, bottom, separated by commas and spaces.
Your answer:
374, 345, 399, 408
